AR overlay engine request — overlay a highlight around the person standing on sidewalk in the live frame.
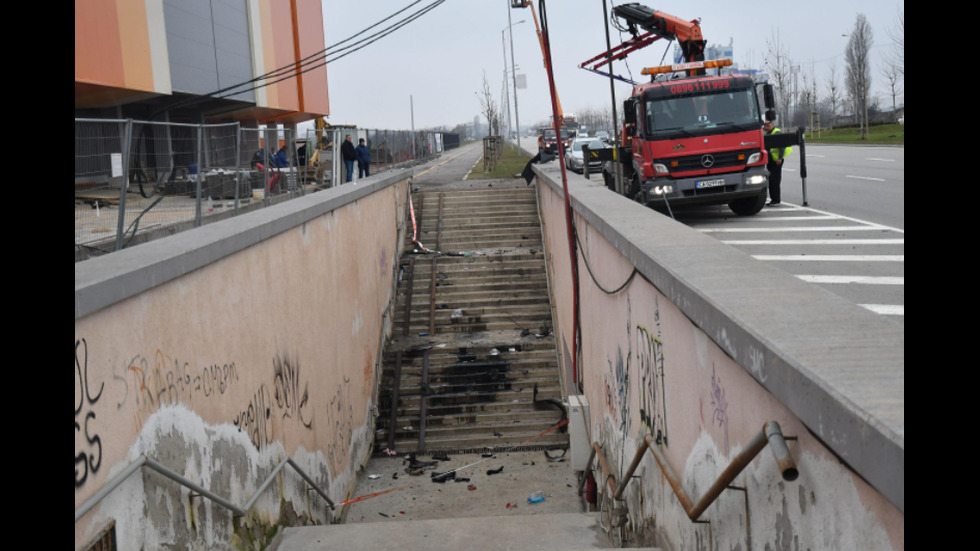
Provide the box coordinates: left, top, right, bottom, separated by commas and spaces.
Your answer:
355, 138, 371, 178
341, 134, 357, 183
765, 119, 791, 206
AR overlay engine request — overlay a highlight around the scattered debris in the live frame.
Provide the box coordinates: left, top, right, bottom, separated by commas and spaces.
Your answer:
468, 484, 477, 491
528, 490, 545, 504
431, 470, 456, 483
432, 452, 450, 461
487, 466, 504, 476
544, 449, 567, 463
454, 477, 471, 483
368, 474, 382, 480
382, 448, 397, 457
379, 512, 389, 518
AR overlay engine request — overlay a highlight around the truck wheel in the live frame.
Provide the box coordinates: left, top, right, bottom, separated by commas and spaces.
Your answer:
728, 192, 767, 216
626, 173, 641, 201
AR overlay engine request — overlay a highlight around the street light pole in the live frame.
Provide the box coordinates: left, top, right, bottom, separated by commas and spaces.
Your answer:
507, 12, 524, 151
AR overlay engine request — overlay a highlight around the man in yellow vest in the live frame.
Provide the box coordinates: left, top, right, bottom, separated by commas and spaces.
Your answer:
765, 119, 791, 206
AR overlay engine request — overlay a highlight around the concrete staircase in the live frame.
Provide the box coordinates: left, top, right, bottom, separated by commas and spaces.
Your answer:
269, 186, 661, 551
375, 187, 568, 455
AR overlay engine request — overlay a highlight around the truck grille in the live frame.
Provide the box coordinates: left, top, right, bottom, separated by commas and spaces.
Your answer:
663, 149, 755, 174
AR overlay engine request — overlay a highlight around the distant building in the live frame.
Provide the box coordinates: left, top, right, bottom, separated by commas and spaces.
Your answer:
75, 0, 330, 126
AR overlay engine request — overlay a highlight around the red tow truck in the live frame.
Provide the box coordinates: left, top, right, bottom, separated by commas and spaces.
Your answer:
581, 3, 777, 215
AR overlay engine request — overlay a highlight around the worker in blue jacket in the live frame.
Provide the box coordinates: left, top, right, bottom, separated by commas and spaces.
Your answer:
355, 138, 371, 178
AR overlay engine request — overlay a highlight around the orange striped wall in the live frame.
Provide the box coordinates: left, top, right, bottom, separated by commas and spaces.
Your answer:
75, 0, 156, 93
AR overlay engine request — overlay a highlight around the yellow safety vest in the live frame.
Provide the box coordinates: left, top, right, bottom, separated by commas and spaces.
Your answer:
768, 127, 791, 162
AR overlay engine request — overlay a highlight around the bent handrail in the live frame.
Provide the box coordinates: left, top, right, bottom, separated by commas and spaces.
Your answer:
75, 453, 335, 524
614, 421, 797, 521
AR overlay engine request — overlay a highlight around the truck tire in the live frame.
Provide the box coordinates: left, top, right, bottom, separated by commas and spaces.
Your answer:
728, 192, 767, 216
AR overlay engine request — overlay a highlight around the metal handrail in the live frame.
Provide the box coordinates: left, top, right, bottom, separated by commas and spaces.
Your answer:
75, 453, 335, 524
614, 421, 797, 521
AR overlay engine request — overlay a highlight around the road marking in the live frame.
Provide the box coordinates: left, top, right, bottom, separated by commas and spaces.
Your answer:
797, 275, 904, 285
845, 175, 886, 182
753, 255, 904, 262
722, 239, 904, 245
859, 304, 904, 315
758, 203, 904, 233
866, 157, 895, 162
702, 225, 888, 233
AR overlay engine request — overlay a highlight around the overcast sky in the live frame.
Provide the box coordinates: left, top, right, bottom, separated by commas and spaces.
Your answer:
319, 0, 903, 132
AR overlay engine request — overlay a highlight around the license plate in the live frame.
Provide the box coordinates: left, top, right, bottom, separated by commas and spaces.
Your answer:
696, 178, 725, 189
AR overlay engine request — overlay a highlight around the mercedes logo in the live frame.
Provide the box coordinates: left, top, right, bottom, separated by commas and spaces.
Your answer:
701, 154, 715, 168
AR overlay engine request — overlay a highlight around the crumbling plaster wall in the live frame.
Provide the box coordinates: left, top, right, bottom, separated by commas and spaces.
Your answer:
534, 170, 903, 551
75, 176, 409, 550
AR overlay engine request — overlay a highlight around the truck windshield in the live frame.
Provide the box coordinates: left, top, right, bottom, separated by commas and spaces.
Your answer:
643, 86, 761, 138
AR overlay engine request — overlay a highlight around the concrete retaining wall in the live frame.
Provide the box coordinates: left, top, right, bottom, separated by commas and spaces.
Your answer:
534, 163, 904, 550
74, 172, 411, 550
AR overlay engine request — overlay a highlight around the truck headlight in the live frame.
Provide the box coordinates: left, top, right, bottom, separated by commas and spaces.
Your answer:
747, 152, 761, 164
653, 163, 669, 175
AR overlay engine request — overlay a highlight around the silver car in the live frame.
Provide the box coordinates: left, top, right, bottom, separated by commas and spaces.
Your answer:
564, 138, 607, 174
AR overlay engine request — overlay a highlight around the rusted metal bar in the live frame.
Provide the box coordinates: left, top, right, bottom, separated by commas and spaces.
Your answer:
402, 257, 415, 336
592, 442, 617, 494
645, 421, 797, 522
577, 445, 598, 495
418, 349, 430, 450
614, 435, 652, 501
387, 351, 403, 450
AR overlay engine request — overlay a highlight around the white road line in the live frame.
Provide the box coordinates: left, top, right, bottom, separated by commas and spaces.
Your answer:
797, 275, 904, 285
866, 157, 895, 162
763, 203, 904, 233
723, 239, 904, 245
859, 304, 904, 315
845, 175, 886, 182
702, 225, 888, 233
753, 255, 904, 262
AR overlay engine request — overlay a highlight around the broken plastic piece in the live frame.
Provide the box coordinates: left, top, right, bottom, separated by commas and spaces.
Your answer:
431, 470, 456, 483
528, 490, 545, 504
368, 474, 382, 479
487, 466, 504, 476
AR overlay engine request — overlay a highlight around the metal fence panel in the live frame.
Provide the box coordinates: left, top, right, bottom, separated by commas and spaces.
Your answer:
76, 118, 454, 262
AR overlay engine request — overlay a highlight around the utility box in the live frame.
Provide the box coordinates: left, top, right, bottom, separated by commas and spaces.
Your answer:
568, 395, 590, 470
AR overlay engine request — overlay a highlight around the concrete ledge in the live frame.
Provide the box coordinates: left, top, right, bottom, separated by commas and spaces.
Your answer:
534, 163, 904, 512
75, 169, 412, 320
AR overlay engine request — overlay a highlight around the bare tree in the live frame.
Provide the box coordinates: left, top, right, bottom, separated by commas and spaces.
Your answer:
478, 71, 499, 138
764, 29, 794, 125
886, 7, 904, 79
845, 14, 873, 139
825, 63, 842, 127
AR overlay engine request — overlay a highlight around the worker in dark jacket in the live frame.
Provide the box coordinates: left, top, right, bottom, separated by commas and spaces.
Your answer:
341, 134, 357, 182
355, 138, 371, 178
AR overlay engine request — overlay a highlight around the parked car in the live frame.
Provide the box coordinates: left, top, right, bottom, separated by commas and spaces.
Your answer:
564, 137, 607, 174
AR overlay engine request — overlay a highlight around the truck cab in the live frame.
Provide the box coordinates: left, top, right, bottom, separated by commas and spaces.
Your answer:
611, 70, 771, 215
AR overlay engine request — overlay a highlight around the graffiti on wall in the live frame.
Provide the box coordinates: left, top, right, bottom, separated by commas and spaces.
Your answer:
636, 298, 668, 443
709, 364, 730, 454
324, 377, 354, 476
122, 350, 239, 415
603, 346, 630, 434
273, 354, 313, 429
235, 354, 317, 449
235, 384, 273, 449
75, 339, 104, 489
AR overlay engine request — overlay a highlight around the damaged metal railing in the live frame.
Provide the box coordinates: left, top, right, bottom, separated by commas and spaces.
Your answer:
583, 421, 797, 522
74, 453, 335, 524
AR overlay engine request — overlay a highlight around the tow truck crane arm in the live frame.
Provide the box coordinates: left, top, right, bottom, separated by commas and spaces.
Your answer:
579, 3, 706, 83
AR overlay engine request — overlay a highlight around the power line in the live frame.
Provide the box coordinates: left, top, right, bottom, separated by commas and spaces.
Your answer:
156, 0, 444, 116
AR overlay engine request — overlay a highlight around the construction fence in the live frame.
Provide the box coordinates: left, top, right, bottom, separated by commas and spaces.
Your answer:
75, 118, 456, 262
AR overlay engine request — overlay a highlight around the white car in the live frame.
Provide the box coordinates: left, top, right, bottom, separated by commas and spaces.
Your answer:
564, 138, 607, 173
